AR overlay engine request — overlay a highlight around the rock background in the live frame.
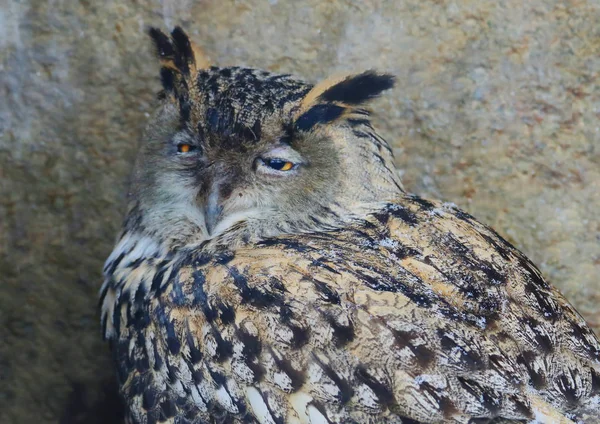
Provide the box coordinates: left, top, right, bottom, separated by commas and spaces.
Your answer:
1, 0, 598, 422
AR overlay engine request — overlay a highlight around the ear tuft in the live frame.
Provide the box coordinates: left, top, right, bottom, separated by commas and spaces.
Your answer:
318, 71, 395, 105
149, 27, 175, 60
170, 26, 195, 75
148, 26, 210, 93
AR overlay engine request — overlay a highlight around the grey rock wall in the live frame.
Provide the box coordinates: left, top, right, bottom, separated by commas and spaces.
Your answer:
1, 1, 598, 422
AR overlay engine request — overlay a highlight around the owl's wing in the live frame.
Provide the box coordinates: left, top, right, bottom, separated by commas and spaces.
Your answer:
104, 194, 600, 423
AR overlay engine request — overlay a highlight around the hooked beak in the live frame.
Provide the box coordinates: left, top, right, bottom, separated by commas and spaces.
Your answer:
204, 182, 224, 235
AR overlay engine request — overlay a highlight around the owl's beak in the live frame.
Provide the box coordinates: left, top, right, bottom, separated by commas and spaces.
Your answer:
201, 164, 251, 238
204, 182, 224, 235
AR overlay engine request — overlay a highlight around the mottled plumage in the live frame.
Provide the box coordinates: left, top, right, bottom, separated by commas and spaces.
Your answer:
101, 27, 600, 423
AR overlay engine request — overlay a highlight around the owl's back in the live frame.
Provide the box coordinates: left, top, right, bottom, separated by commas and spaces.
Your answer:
103, 194, 600, 423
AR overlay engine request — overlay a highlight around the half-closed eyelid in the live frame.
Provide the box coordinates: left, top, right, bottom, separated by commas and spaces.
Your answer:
177, 143, 199, 153
261, 145, 305, 165
172, 132, 201, 154
264, 158, 295, 171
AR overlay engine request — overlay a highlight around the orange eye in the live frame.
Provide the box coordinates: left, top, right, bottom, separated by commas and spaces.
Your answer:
177, 144, 191, 153
265, 159, 295, 171
280, 161, 294, 171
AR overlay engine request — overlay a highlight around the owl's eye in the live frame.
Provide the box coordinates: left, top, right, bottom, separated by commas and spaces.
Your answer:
265, 159, 295, 171
177, 143, 196, 153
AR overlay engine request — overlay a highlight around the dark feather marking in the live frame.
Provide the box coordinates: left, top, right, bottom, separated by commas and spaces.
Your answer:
288, 323, 310, 349
318, 71, 395, 105
100, 314, 108, 341
351, 268, 433, 308
160, 398, 177, 419
191, 270, 217, 322
179, 96, 192, 124
143, 388, 158, 410
150, 264, 168, 293
409, 196, 435, 210
160, 68, 175, 93
524, 317, 554, 353
388, 204, 419, 225
148, 27, 174, 59
237, 327, 262, 360
105, 252, 125, 275
146, 409, 159, 424
479, 233, 512, 261
442, 232, 507, 285
218, 303, 236, 325
153, 339, 163, 371
185, 322, 203, 364
211, 327, 234, 362
313, 279, 341, 304
352, 129, 371, 139
229, 267, 284, 309
134, 277, 148, 306
165, 356, 180, 385
438, 330, 484, 370
209, 369, 227, 387
518, 256, 551, 290
258, 237, 317, 253
591, 368, 600, 394
394, 417, 425, 424
113, 338, 132, 384
112, 302, 122, 337
191, 368, 203, 385
215, 251, 235, 264
156, 306, 181, 355
271, 352, 306, 391
324, 313, 355, 346
556, 369, 582, 405
313, 355, 354, 404
269, 277, 286, 293
488, 354, 521, 386
571, 321, 600, 360
354, 366, 395, 406
457, 377, 502, 414
134, 332, 150, 373
390, 328, 435, 368
509, 394, 534, 419
128, 374, 147, 398
517, 351, 546, 389
170, 26, 194, 75
295, 104, 345, 132
524, 282, 560, 321
246, 360, 266, 383
418, 381, 457, 417
348, 118, 371, 127
452, 208, 476, 222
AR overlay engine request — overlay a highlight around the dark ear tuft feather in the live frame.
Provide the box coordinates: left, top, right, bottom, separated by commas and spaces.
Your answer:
149, 27, 174, 59
170, 26, 194, 75
318, 71, 395, 105
295, 104, 346, 132
148, 26, 209, 95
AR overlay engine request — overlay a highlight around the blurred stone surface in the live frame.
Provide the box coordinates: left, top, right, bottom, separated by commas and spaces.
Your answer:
1, 0, 598, 422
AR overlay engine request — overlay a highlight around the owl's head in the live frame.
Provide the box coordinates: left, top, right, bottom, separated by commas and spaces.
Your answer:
127, 27, 402, 248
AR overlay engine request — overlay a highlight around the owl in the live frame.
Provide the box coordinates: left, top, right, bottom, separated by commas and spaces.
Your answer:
100, 27, 600, 424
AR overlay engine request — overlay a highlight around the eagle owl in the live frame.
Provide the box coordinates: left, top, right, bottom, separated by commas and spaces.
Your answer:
100, 27, 600, 424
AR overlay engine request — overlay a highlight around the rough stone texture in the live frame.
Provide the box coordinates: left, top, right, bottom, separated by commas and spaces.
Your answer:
1, 1, 598, 422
